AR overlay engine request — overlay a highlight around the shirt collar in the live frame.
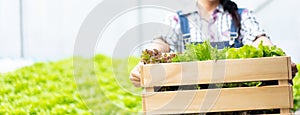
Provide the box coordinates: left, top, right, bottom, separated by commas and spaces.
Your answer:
215, 4, 224, 13
183, 3, 224, 14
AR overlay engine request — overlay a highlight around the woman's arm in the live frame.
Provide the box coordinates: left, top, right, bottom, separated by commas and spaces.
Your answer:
252, 36, 298, 78
148, 38, 171, 53
239, 9, 298, 78
129, 39, 170, 87
252, 36, 273, 47
130, 14, 180, 87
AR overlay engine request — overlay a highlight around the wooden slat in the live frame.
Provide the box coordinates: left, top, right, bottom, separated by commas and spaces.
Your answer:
279, 80, 293, 111
141, 56, 290, 87
279, 79, 293, 114
289, 86, 294, 113
140, 65, 145, 87
143, 87, 155, 115
287, 56, 292, 80
145, 87, 154, 92
280, 109, 291, 114
143, 86, 291, 114
286, 57, 294, 112
142, 94, 146, 115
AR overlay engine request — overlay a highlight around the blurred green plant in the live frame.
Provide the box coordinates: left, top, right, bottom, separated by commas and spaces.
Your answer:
293, 64, 300, 111
0, 54, 142, 114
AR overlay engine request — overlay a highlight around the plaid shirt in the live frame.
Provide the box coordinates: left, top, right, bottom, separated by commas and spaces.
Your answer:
156, 4, 266, 52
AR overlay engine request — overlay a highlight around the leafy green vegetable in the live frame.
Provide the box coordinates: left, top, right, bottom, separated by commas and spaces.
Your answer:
172, 41, 220, 62
172, 41, 286, 62
141, 49, 176, 64
233, 45, 264, 59
0, 54, 142, 114
0, 59, 90, 114
144, 41, 286, 64
293, 64, 300, 111
94, 55, 142, 113
258, 41, 286, 57
186, 42, 213, 61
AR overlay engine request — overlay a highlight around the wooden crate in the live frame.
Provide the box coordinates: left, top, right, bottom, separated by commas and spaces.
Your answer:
141, 56, 293, 115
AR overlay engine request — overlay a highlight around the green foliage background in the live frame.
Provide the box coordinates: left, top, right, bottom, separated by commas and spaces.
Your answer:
0, 54, 142, 114
293, 64, 300, 111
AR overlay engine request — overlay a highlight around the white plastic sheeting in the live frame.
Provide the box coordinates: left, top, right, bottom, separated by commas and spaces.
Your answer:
0, 58, 33, 73
0, 0, 21, 57
0, 0, 299, 62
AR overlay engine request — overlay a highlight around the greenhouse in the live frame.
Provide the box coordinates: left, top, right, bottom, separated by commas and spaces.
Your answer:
0, 0, 299, 114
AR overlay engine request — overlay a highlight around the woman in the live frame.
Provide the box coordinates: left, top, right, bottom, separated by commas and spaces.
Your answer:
130, 0, 297, 87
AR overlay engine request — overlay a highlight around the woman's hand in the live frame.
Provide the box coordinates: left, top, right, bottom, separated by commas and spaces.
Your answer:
130, 62, 143, 87
292, 62, 298, 78
252, 36, 273, 47
253, 36, 298, 77
129, 39, 170, 87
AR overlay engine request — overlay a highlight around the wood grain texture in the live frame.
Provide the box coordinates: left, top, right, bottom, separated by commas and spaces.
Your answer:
286, 57, 294, 111
143, 86, 291, 114
279, 80, 293, 114
287, 56, 292, 80
141, 56, 291, 87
